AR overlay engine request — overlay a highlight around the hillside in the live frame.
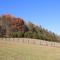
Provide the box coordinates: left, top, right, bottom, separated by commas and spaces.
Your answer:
0, 40, 60, 60
0, 14, 60, 42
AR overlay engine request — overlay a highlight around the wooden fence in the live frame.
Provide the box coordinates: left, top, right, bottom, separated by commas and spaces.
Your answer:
0, 38, 60, 48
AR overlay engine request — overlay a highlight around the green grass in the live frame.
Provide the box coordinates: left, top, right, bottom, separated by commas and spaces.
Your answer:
0, 41, 60, 60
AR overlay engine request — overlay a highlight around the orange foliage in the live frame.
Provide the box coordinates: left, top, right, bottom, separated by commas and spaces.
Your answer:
2, 14, 25, 32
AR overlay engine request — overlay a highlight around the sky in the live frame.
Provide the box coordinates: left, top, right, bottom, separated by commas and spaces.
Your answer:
0, 0, 60, 35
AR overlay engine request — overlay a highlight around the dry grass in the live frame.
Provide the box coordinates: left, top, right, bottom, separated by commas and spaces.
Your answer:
0, 40, 60, 60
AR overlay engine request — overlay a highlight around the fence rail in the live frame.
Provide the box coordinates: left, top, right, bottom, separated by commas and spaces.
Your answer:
0, 38, 60, 48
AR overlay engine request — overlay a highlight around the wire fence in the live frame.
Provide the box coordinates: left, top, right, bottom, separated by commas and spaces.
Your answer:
0, 38, 60, 48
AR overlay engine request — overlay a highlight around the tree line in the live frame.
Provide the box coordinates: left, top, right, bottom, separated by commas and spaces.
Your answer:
0, 14, 60, 42
9, 22, 60, 42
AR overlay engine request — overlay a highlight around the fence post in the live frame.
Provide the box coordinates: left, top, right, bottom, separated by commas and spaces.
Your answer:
22, 39, 24, 43
51, 42, 53, 47
46, 41, 48, 46
40, 40, 41, 45
28, 39, 29, 44
13, 38, 15, 42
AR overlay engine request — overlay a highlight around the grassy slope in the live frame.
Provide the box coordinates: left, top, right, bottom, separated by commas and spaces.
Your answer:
0, 41, 60, 60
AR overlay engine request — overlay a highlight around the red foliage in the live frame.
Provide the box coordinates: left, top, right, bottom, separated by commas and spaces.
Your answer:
2, 14, 25, 32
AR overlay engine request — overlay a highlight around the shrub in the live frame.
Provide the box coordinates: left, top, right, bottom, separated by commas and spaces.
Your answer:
24, 31, 33, 38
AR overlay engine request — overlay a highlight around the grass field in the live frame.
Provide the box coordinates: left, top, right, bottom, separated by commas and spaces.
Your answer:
0, 40, 60, 60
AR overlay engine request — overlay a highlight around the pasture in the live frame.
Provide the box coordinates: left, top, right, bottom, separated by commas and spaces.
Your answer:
0, 39, 60, 60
